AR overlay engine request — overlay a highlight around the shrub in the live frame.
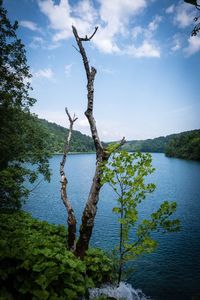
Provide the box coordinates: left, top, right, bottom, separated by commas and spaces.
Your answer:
0, 211, 93, 299
85, 248, 115, 286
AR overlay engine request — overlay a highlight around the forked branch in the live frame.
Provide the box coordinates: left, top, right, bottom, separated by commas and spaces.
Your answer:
72, 25, 126, 258
72, 25, 103, 157
60, 108, 77, 250
80, 26, 98, 41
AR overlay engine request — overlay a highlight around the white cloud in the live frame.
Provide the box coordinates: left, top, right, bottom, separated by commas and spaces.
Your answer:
38, 0, 72, 42
38, 0, 96, 42
166, 5, 175, 14
98, 0, 146, 23
29, 36, 60, 50
174, 2, 196, 28
171, 41, 181, 52
184, 35, 200, 56
20, 20, 42, 32
148, 15, 162, 32
93, 0, 147, 53
125, 41, 160, 58
129, 15, 162, 58
34, 68, 54, 79
64, 64, 72, 76
37, 0, 161, 58
132, 26, 143, 39
170, 34, 182, 52
73, 0, 97, 25
29, 36, 45, 49
93, 37, 120, 54
76, 118, 89, 128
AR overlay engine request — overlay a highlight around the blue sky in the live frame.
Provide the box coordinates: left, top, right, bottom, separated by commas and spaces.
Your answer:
4, 0, 200, 141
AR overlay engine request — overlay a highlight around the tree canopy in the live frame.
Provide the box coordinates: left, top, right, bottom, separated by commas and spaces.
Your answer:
184, 0, 200, 36
165, 130, 200, 160
0, 0, 51, 210
101, 150, 180, 283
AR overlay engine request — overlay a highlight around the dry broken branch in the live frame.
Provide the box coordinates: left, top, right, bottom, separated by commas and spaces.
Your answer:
79, 26, 98, 41
60, 108, 77, 251
72, 25, 126, 258
72, 25, 103, 157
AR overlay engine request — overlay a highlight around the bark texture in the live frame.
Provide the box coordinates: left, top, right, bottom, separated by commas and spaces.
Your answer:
60, 108, 77, 251
72, 26, 125, 258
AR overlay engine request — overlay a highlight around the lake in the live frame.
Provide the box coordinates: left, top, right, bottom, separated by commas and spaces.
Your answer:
23, 153, 200, 300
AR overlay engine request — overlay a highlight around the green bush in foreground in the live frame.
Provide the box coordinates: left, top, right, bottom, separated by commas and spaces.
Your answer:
85, 248, 114, 285
0, 211, 114, 299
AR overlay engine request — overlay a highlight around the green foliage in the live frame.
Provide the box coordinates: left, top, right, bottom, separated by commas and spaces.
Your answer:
165, 130, 200, 160
0, 0, 34, 109
0, 211, 114, 299
101, 150, 180, 282
84, 248, 114, 285
122, 136, 167, 153
38, 118, 95, 154
0, 2, 51, 210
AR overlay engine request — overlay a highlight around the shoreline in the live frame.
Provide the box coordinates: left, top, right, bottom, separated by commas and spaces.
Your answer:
53, 151, 96, 155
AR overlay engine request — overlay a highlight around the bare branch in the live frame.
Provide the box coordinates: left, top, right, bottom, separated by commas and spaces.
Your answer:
65, 107, 78, 124
60, 108, 77, 251
72, 44, 80, 53
72, 25, 103, 156
29, 178, 44, 193
104, 137, 126, 159
116, 137, 126, 150
72, 25, 91, 80
79, 26, 98, 41
72, 25, 126, 258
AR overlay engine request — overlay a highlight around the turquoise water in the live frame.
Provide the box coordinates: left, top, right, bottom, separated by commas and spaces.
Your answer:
24, 153, 200, 300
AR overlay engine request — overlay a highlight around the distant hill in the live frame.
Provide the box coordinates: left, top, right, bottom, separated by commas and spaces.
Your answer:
37, 118, 95, 153
36, 118, 200, 160
122, 129, 200, 160
164, 130, 200, 161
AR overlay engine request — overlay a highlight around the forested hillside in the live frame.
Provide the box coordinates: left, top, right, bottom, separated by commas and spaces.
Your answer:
165, 130, 200, 160
37, 118, 95, 153
122, 129, 200, 160
122, 136, 168, 153
37, 118, 200, 160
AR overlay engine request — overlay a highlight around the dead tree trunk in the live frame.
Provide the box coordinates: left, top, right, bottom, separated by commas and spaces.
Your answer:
60, 108, 78, 251
72, 26, 125, 259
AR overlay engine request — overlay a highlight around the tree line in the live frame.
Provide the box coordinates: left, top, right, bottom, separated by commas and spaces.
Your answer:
165, 130, 200, 160
123, 130, 200, 160
37, 117, 200, 161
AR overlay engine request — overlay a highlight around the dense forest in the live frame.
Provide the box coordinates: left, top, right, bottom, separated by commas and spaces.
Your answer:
39, 117, 200, 160
165, 130, 200, 160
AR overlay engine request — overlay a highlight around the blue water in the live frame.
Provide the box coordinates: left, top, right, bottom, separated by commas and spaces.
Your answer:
23, 153, 200, 300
